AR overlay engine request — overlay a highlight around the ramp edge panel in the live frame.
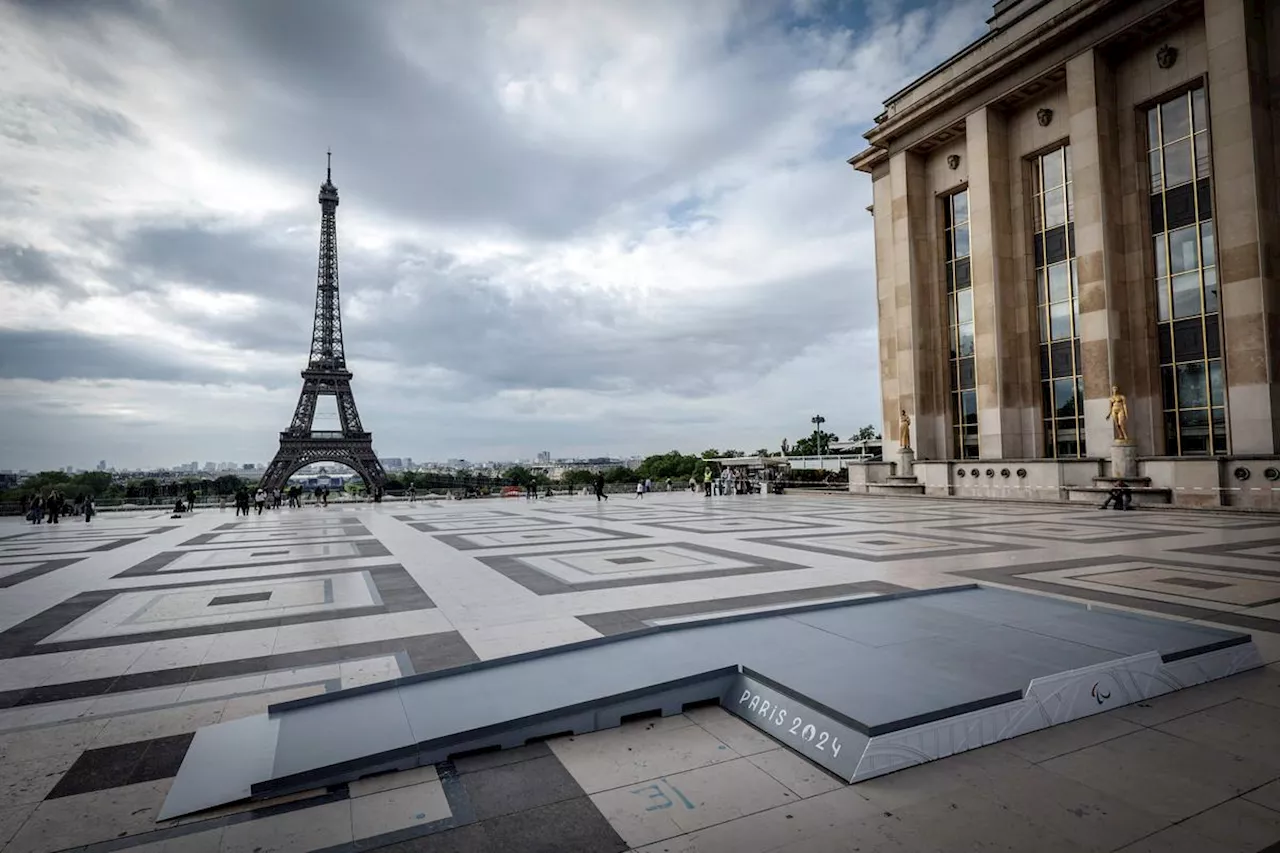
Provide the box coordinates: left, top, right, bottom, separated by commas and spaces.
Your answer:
265, 584, 986, 716
847, 640, 1265, 781
249, 666, 742, 800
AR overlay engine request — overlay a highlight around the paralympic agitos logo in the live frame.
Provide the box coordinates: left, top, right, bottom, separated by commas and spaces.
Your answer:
1091, 682, 1111, 705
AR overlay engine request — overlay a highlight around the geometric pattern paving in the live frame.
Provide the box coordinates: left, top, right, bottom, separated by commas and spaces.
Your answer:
0, 492, 1277, 852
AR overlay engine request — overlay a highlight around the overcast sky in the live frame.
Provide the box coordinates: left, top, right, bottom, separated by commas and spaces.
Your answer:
0, 0, 987, 470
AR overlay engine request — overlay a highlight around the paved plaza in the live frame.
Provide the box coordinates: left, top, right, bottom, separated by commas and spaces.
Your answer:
0, 493, 1278, 852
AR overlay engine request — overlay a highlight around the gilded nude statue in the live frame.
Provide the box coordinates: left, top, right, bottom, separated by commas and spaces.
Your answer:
899, 409, 912, 450
1106, 385, 1129, 442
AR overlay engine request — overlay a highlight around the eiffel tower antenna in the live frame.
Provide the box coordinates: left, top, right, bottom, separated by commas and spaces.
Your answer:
259, 155, 387, 492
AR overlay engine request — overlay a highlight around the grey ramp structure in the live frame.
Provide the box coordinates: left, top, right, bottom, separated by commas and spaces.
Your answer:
159, 585, 1263, 819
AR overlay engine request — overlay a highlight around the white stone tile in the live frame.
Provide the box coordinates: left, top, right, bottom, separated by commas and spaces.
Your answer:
219, 685, 327, 722
684, 705, 778, 757
338, 656, 403, 688
0, 803, 37, 850
591, 757, 798, 848
349, 764, 439, 798
630, 785, 881, 853
178, 674, 269, 704
4, 778, 173, 853
103, 826, 225, 852
218, 799, 354, 853
0, 719, 110, 763
0, 752, 77, 808
550, 715, 734, 794
350, 778, 451, 839
744, 749, 843, 798
92, 700, 227, 747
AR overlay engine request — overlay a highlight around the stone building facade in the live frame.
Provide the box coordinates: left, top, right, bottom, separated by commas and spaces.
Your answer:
848, 0, 1280, 508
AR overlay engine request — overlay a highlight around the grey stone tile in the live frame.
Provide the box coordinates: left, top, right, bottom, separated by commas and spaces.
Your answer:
362, 821, 491, 852
1040, 728, 1279, 822
884, 784, 1091, 853
1178, 798, 1280, 851
461, 753, 585, 821
0, 803, 37, 849
984, 763, 1171, 851
479, 795, 627, 853
1155, 699, 1280, 769
1001, 711, 1144, 763
1244, 779, 1280, 813
1112, 823, 1241, 853
452, 742, 551, 776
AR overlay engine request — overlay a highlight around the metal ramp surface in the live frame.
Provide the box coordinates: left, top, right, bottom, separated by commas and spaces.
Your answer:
160, 585, 1262, 819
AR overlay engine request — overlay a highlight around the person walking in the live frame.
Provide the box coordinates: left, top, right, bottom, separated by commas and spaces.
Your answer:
635, 480, 644, 499
594, 472, 608, 501
47, 490, 61, 524
83, 495, 95, 523
254, 488, 267, 515
186, 488, 197, 513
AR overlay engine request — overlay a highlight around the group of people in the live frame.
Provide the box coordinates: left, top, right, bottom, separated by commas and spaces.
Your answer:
224, 485, 334, 516
20, 491, 94, 524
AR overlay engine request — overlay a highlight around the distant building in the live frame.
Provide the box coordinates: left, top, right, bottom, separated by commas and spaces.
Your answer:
536, 451, 552, 464
97, 460, 107, 471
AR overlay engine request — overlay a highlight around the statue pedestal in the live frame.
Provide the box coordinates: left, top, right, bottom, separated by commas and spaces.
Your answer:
897, 448, 915, 478
1111, 441, 1137, 480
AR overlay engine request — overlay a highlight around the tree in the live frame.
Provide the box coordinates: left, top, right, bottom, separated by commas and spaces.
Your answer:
791, 431, 839, 456
561, 469, 597, 486
503, 465, 536, 487
854, 424, 880, 441
752, 448, 771, 458
604, 466, 635, 484
700, 449, 722, 460
213, 474, 244, 495
723, 449, 744, 458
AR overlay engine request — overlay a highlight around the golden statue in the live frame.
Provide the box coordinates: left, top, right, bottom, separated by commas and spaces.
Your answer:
1106, 385, 1129, 442
899, 409, 912, 450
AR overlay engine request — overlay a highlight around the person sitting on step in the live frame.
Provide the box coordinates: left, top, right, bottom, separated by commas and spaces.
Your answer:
1100, 481, 1133, 511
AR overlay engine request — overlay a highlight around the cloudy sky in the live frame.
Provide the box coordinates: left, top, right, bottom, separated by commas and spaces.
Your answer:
0, 0, 987, 471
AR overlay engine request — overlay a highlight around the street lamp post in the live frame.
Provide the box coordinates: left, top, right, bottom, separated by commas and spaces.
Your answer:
811, 414, 825, 477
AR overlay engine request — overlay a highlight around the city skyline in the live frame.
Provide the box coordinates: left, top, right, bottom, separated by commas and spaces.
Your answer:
0, 0, 990, 470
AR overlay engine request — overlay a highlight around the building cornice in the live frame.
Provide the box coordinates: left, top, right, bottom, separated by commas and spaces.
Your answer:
847, 0, 1193, 174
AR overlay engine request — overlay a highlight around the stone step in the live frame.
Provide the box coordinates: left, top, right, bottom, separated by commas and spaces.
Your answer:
1093, 476, 1153, 487
887, 475, 920, 483
868, 482, 926, 496
1065, 486, 1172, 505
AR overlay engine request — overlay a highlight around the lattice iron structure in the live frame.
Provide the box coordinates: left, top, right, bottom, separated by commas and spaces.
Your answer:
260, 156, 387, 492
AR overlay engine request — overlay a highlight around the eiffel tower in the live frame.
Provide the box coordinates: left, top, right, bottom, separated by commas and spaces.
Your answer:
260, 155, 387, 493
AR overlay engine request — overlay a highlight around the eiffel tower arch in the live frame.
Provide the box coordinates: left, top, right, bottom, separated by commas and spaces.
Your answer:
260, 155, 387, 493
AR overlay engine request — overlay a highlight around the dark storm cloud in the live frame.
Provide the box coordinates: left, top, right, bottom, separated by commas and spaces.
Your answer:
116, 220, 315, 301
354, 260, 857, 397
0, 243, 70, 289
19, 0, 806, 242
0, 329, 217, 383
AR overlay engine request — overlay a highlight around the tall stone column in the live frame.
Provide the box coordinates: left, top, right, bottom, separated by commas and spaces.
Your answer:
1067, 50, 1138, 455
886, 150, 947, 459
965, 107, 1026, 458
1205, 0, 1280, 453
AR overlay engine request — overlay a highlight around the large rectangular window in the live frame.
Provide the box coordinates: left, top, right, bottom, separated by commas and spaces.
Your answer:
1148, 86, 1225, 455
945, 189, 978, 459
1032, 145, 1084, 458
